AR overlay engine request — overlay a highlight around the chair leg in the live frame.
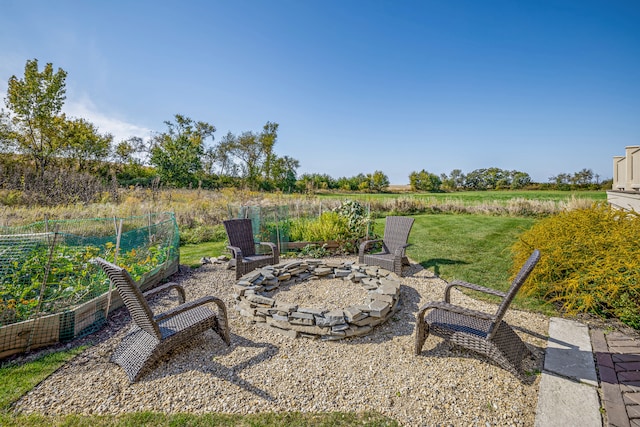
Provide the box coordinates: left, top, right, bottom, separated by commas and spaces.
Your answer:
209, 297, 231, 346
414, 310, 430, 355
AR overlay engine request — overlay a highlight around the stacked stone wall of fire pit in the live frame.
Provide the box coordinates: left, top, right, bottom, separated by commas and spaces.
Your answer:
233, 259, 401, 340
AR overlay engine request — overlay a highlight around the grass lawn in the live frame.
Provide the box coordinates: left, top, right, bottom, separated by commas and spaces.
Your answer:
375, 213, 553, 314
179, 213, 552, 313
180, 241, 227, 268
0, 347, 86, 411
318, 189, 606, 203
0, 411, 398, 426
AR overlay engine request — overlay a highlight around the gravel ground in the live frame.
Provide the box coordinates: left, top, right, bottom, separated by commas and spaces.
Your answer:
13, 257, 549, 426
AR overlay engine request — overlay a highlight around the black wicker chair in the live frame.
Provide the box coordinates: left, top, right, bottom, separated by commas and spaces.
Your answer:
358, 216, 414, 276
92, 257, 230, 383
415, 249, 541, 378
223, 218, 279, 279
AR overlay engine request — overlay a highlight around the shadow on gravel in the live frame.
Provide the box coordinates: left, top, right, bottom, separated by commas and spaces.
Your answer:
416, 340, 542, 385
139, 333, 279, 401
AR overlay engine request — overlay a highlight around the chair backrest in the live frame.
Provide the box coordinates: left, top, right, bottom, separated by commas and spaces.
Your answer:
92, 257, 161, 339
382, 216, 415, 254
223, 219, 257, 257
489, 249, 541, 339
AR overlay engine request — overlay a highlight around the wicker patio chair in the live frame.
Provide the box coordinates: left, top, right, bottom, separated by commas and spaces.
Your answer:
92, 257, 230, 383
223, 218, 279, 279
358, 216, 414, 276
414, 249, 541, 378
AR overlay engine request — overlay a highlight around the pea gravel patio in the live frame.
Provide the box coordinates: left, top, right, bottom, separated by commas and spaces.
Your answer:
12, 257, 548, 426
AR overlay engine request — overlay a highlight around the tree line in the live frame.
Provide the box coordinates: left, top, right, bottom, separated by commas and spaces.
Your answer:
0, 59, 611, 206
410, 168, 610, 192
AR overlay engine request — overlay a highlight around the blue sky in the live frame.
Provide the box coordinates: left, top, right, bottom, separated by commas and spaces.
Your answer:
1, 0, 638, 184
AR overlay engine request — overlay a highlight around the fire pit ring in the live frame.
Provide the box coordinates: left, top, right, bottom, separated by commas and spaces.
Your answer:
233, 259, 401, 340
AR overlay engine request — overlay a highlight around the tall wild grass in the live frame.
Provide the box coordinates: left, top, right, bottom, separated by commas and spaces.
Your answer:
0, 188, 596, 231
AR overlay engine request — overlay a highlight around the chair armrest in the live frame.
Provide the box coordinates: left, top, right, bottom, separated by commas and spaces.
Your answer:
143, 281, 186, 304
154, 295, 226, 321
258, 241, 279, 256
417, 300, 496, 322
226, 245, 244, 260
359, 239, 382, 256
444, 280, 507, 303
393, 243, 411, 257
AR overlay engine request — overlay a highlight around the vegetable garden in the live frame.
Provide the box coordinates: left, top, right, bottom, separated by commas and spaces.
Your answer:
0, 212, 179, 358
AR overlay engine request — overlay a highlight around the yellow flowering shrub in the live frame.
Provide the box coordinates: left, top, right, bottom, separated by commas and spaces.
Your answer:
512, 203, 640, 329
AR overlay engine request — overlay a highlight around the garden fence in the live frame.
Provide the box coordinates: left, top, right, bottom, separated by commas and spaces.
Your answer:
228, 199, 372, 252
0, 212, 179, 358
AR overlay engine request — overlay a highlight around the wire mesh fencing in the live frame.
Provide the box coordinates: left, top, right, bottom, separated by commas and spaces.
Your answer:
227, 199, 373, 254
0, 212, 179, 358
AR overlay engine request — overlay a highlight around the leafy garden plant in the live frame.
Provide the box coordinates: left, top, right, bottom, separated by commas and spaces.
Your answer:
0, 242, 170, 326
512, 203, 640, 329
288, 200, 373, 252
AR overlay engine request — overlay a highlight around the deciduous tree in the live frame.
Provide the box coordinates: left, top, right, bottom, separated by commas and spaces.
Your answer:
369, 170, 390, 192
1, 59, 67, 177
60, 117, 112, 172
409, 169, 442, 192
149, 114, 215, 187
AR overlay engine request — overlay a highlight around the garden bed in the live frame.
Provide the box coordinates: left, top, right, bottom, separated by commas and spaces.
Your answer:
0, 257, 179, 359
0, 213, 180, 358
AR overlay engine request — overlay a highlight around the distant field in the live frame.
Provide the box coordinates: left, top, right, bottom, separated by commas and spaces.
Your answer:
318, 189, 606, 204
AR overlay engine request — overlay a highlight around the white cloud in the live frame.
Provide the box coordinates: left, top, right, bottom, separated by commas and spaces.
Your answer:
64, 95, 152, 143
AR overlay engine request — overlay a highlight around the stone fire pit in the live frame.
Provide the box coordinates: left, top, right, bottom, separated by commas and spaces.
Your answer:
233, 259, 401, 340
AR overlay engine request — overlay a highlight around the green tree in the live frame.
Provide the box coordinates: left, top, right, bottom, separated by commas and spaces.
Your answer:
223, 121, 298, 190
113, 136, 145, 167
409, 169, 441, 191
510, 171, 532, 189
149, 114, 215, 187
297, 173, 335, 193
0, 59, 67, 177
260, 121, 278, 183
205, 132, 238, 177
60, 117, 112, 172
440, 169, 465, 191
573, 168, 595, 186
232, 131, 263, 188
369, 170, 390, 192
112, 136, 153, 184
336, 176, 355, 191
270, 155, 299, 192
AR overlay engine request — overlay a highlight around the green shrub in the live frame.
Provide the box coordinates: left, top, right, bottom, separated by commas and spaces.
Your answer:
297, 243, 330, 258
288, 200, 372, 244
290, 211, 349, 242
332, 199, 373, 238
512, 203, 640, 329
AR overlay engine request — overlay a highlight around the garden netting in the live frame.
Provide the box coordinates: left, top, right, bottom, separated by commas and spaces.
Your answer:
0, 212, 179, 358
227, 199, 373, 253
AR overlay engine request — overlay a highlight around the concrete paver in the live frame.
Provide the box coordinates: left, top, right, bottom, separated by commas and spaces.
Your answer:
535, 372, 601, 427
545, 317, 598, 386
535, 317, 602, 426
